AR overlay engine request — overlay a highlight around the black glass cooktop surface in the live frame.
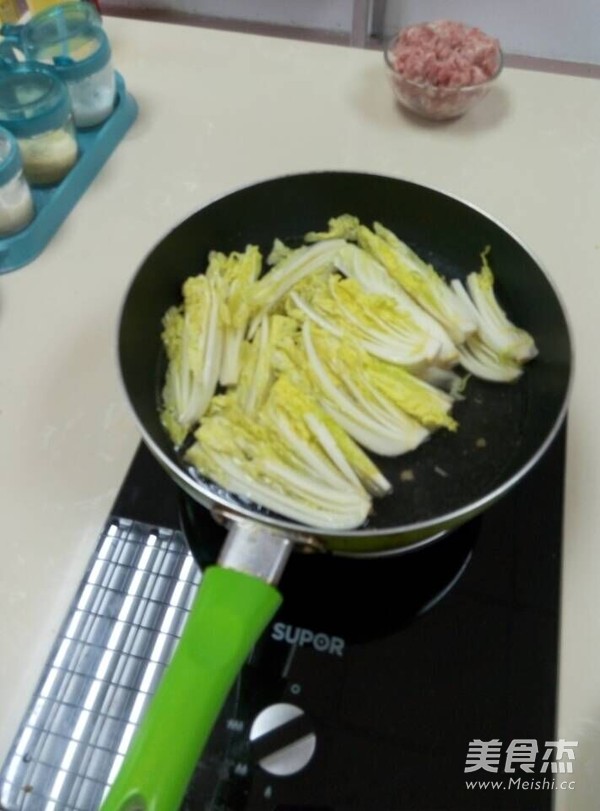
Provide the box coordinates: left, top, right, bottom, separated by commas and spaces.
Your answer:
112, 424, 566, 811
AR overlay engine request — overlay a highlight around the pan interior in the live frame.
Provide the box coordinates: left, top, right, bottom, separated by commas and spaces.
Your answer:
118, 171, 571, 538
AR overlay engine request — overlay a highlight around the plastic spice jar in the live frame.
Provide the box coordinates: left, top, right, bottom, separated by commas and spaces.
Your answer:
0, 63, 78, 186
25, 1, 102, 30
0, 2, 102, 57
19, 3, 115, 128
0, 125, 35, 237
41, 30, 116, 128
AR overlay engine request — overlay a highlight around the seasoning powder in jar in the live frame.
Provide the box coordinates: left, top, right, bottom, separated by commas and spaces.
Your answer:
51, 30, 117, 128
0, 126, 35, 236
18, 125, 79, 185
0, 64, 78, 186
20, 3, 116, 129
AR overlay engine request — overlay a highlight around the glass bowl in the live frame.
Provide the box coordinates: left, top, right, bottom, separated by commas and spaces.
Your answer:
383, 23, 503, 121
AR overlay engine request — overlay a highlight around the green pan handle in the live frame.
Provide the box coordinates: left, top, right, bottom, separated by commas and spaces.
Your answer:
100, 564, 283, 811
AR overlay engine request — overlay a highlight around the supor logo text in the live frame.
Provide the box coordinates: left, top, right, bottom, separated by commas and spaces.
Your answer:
271, 622, 345, 656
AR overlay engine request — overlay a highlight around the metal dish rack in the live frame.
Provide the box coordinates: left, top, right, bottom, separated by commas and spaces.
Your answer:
0, 517, 201, 811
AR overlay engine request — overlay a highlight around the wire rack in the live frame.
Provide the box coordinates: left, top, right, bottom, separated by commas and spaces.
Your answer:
0, 518, 201, 811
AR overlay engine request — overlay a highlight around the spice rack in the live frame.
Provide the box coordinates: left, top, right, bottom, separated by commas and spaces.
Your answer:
0, 71, 137, 275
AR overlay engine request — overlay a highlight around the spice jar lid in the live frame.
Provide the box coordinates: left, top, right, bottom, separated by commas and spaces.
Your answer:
21, 1, 106, 69
27, 1, 102, 34
0, 125, 22, 185
0, 2, 102, 56
51, 27, 112, 81
0, 63, 72, 138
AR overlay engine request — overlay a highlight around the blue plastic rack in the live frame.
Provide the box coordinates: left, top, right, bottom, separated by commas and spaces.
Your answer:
0, 71, 138, 274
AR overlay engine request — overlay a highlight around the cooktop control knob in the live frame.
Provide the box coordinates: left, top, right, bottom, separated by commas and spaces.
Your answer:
249, 702, 316, 776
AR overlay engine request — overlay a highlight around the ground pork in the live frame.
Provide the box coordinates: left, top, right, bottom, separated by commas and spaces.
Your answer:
390, 20, 500, 88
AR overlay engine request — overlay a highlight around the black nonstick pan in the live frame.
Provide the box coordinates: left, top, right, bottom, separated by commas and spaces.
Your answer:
101, 172, 571, 811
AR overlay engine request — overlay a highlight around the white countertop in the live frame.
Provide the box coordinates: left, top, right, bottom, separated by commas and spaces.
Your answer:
1, 16, 599, 809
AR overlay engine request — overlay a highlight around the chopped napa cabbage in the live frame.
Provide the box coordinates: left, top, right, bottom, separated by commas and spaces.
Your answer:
160, 214, 537, 529
233, 314, 298, 415
334, 242, 459, 365
357, 223, 477, 345
265, 375, 392, 497
365, 357, 458, 431
234, 317, 272, 415
160, 272, 224, 445
186, 405, 372, 529
247, 239, 346, 336
304, 214, 361, 243
465, 248, 538, 363
334, 241, 403, 295
205, 245, 262, 387
457, 334, 523, 383
302, 322, 431, 456
286, 272, 441, 369
418, 365, 469, 400
267, 238, 294, 266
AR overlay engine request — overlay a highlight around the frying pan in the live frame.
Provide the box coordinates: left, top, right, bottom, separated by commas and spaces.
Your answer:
101, 171, 571, 811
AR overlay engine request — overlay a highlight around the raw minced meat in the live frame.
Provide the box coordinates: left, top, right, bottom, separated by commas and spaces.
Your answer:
390, 20, 500, 88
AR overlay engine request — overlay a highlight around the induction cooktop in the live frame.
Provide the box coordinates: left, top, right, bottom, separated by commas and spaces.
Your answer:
0, 426, 566, 811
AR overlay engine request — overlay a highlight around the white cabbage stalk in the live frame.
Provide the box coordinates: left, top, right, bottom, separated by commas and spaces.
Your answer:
457, 335, 523, 383
247, 239, 346, 337
333, 243, 458, 365
299, 319, 456, 431
234, 317, 272, 415
357, 223, 477, 345
160, 273, 224, 445
418, 365, 469, 399
265, 374, 392, 497
186, 408, 372, 530
464, 249, 538, 363
287, 272, 441, 369
302, 322, 430, 456
205, 245, 262, 387
366, 358, 458, 431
